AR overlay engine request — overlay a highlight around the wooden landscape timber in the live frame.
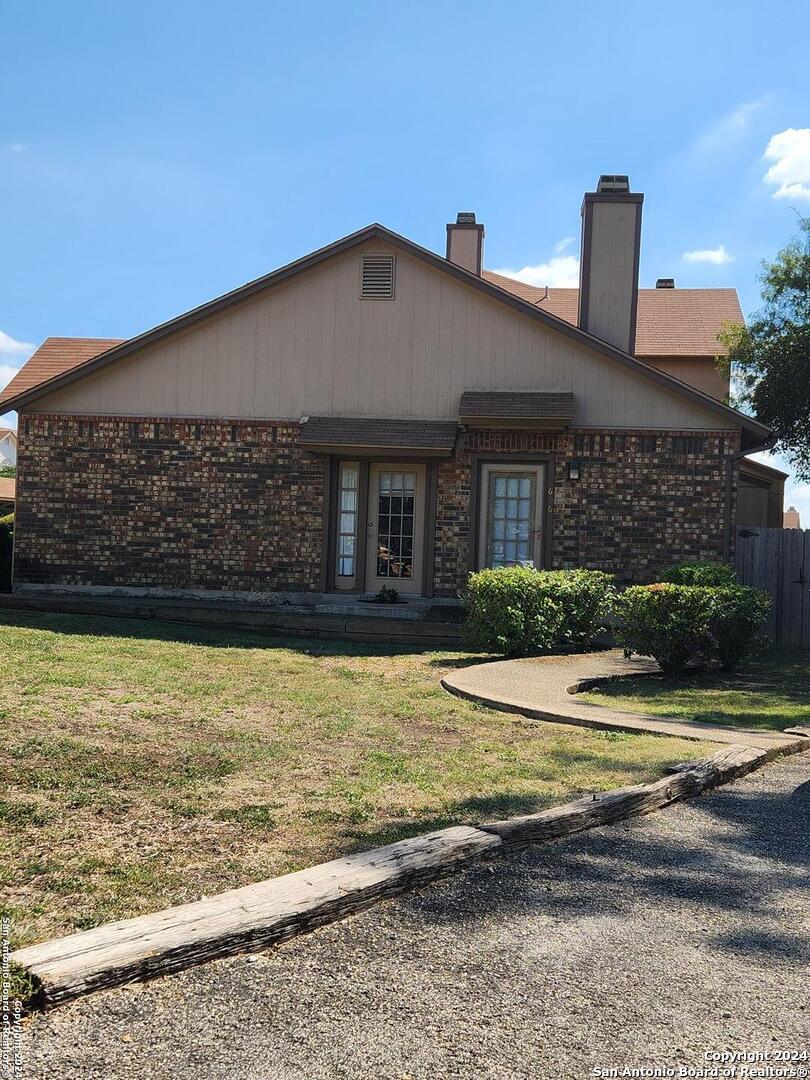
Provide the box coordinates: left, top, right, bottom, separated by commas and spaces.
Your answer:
13, 738, 808, 1009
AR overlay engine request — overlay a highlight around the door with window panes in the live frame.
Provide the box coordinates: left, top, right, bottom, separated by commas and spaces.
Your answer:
333, 462, 426, 595
365, 463, 426, 594
477, 463, 545, 570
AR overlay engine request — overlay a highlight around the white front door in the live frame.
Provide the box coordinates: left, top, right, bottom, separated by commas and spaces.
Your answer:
477, 463, 545, 570
365, 463, 426, 594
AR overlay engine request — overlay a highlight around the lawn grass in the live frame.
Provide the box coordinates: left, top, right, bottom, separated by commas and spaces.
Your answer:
0, 611, 712, 954
581, 647, 810, 732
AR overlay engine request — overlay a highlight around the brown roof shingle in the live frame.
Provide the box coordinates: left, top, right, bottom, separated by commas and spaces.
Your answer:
300, 416, 458, 452
482, 272, 743, 358
0, 338, 124, 410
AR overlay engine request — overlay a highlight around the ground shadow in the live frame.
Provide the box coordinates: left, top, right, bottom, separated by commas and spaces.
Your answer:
352, 759, 810, 964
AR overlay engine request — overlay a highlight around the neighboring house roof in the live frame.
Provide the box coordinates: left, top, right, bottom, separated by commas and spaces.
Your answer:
738, 458, 789, 483
0, 427, 17, 440
482, 272, 743, 358
0, 477, 15, 502
0, 224, 770, 448
0, 338, 124, 406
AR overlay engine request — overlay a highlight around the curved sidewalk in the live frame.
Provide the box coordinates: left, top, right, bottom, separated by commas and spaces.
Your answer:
442, 650, 802, 750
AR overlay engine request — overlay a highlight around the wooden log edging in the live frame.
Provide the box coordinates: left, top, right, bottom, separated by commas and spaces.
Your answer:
12, 740, 808, 1009
477, 744, 774, 848
12, 826, 498, 1009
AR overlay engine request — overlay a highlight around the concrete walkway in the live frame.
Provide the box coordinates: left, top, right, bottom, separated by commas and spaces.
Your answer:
23, 754, 810, 1080
442, 649, 800, 750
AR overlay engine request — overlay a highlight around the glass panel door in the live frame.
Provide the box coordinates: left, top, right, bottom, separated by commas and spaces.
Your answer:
488, 472, 535, 567
478, 464, 545, 570
366, 464, 425, 594
376, 471, 416, 580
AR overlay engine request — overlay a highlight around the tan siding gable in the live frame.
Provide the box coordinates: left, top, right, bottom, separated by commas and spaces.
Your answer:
32, 241, 735, 431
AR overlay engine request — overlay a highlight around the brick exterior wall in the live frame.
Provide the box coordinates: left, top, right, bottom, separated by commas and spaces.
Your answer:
433, 427, 740, 597
14, 415, 739, 597
15, 417, 326, 591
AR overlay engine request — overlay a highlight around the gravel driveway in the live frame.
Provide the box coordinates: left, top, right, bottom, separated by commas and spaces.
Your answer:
22, 754, 810, 1080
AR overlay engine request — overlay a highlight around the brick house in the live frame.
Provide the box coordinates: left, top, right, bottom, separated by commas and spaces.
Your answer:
0, 176, 772, 609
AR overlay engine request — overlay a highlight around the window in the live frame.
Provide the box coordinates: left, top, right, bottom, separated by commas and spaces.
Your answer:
336, 463, 359, 579
360, 254, 395, 299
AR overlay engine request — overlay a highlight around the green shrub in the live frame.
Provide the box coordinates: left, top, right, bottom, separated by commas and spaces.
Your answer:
0, 512, 12, 593
706, 584, 771, 672
462, 567, 615, 657
662, 560, 737, 586
613, 583, 715, 675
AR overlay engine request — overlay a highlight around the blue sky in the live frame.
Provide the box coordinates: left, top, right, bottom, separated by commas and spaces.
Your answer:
2, 0, 809, 517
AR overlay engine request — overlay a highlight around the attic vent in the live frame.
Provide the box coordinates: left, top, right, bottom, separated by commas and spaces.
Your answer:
656, 278, 675, 289
360, 254, 395, 299
596, 174, 630, 193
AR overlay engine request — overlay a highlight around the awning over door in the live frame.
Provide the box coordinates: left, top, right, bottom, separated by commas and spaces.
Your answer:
299, 416, 458, 457
458, 390, 575, 429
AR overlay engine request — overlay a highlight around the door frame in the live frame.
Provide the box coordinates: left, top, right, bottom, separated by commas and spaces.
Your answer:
468, 453, 556, 573
323, 455, 438, 597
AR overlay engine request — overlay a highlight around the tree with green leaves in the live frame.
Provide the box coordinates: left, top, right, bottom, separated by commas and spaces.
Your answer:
719, 216, 810, 480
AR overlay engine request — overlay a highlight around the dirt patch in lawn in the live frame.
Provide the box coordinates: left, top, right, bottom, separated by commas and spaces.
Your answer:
0, 611, 711, 950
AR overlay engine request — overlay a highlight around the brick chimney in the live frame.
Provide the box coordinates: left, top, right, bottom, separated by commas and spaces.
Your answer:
578, 175, 643, 354
446, 212, 484, 275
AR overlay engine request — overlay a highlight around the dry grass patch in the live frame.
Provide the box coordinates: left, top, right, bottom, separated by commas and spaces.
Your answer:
0, 611, 712, 950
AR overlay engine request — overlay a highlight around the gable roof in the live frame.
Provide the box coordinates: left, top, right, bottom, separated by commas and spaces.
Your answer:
0, 223, 770, 449
483, 272, 743, 358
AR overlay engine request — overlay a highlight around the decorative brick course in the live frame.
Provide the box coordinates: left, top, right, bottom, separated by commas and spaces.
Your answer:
15, 416, 325, 592
14, 415, 740, 598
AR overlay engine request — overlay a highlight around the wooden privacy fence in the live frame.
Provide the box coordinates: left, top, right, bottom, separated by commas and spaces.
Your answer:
734, 526, 809, 647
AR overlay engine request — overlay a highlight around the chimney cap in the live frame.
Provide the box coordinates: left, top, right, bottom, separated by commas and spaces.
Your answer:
455, 212, 477, 225
656, 278, 676, 289
596, 174, 630, 194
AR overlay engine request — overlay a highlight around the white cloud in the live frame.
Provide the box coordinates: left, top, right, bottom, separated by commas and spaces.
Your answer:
696, 101, 763, 152
682, 245, 734, 265
492, 254, 580, 288
554, 236, 575, 254
0, 331, 34, 357
763, 128, 810, 201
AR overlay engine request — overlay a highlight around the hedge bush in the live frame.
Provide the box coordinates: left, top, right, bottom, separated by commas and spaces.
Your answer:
0, 512, 13, 593
462, 567, 615, 657
614, 581, 770, 675
613, 583, 715, 675
707, 584, 771, 671
661, 560, 737, 587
